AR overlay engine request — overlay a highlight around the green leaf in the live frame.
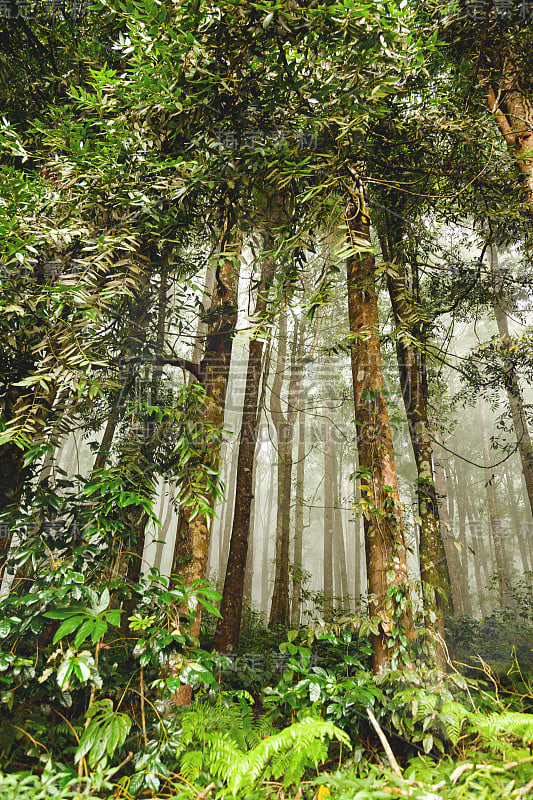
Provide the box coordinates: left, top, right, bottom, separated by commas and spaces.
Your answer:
53, 616, 85, 644
91, 617, 108, 644
309, 682, 321, 703
74, 659, 91, 683
95, 588, 110, 614
44, 609, 78, 620
197, 597, 221, 617
74, 619, 95, 649
56, 659, 74, 690
104, 609, 122, 627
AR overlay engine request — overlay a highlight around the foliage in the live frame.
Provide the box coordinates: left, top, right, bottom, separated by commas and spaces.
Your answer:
316, 754, 533, 800
127, 698, 348, 795
0, 766, 104, 800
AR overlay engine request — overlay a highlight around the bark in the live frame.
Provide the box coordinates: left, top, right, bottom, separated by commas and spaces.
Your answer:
433, 438, 464, 618
261, 464, 275, 618
381, 218, 452, 646
487, 61, 533, 215
352, 453, 363, 600
213, 237, 275, 652
504, 468, 531, 578
218, 440, 239, 579
333, 448, 349, 606
345, 187, 412, 674
453, 458, 473, 616
170, 245, 240, 596
323, 399, 334, 616
243, 482, 254, 606
490, 245, 533, 524
291, 405, 306, 628
479, 397, 513, 606
268, 312, 300, 628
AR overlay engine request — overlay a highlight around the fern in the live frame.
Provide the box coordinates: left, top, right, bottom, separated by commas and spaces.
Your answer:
180, 750, 204, 782
226, 717, 351, 794
439, 701, 469, 745
172, 703, 349, 792
203, 732, 244, 780
270, 737, 328, 787
467, 711, 533, 750
414, 692, 439, 721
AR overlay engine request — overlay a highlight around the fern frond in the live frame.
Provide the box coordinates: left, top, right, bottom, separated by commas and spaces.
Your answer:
468, 711, 533, 748
180, 750, 203, 782
440, 701, 469, 745
227, 717, 351, 794
204, 732, 244, 780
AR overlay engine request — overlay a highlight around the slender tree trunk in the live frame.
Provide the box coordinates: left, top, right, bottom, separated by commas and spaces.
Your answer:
453, 458, 473, 616
479, 397, 513, 606
269, 313, 302, 628
261, 464, 275, 618
382, 221, 451, 650
124, 265, 169, 589
504, 468, 531, 578
333, 448, 349, 607
154, 489, 175, 573
323, 399, 334, 616
167, 230, 241, 707
291, 405, 306, 628
214, 236, 275, 652
490, 245, 533, 524
170, 240, 240, 590
345, 186, 412, 673
433, 439, 463, 618
243, 482, 254, 606
218, 441, 239, 579
487, 62, 533, 215
465, 488, 493, 617
352, 453, 363, 601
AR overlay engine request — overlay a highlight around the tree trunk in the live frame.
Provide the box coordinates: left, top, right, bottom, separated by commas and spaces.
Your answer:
268, 312, 302, 628
154, 488, 175, 573
261, 463, 275, 619
123, 265, 170, 590
433, 438, 464, 618
504, 468, 531, 579
382, 218, 451, 649
453, 458, 473, 616
333, 448, 349, 607
345, 186, 412, 674
465, 487, 493, 617
490, 245, 533, 524
323, 399, 334, 616
291, 405, 306, 628
352, 453, 363, 601
218, 440, 239, 579
213, 238, 275, 652
479, 397, 513, 607
487, 61, 533, 215
167, 233, 240, 706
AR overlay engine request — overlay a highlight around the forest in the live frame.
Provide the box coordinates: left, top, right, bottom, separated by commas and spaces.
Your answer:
0, 0, 533, 797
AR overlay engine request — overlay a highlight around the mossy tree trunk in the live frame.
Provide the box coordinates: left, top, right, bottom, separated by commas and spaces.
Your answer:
345, 187, 412, 674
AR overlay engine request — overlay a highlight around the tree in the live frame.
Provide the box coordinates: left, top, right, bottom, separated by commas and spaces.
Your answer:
214, 195, 281, 652
346, 184, 412, 673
